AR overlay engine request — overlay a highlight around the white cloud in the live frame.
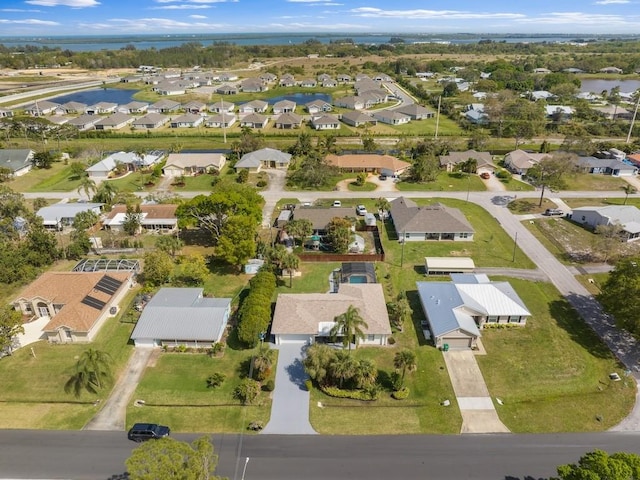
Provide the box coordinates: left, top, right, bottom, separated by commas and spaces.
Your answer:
0, 8, 42, 12
189, 14, 207, 18
0, 18, 60, 24
349, 7, 524, 20
594, 0, 629, 4
25, 0, 99, 6
82, 17, 226, 32
153, 4, 212, 9
515, 11, 633, 25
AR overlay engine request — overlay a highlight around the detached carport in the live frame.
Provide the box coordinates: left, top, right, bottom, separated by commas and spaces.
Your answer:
424, 257, 475, 275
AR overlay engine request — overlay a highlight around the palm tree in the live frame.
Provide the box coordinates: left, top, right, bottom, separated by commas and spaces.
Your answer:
64, 349, 113, 397
375, 197, 391, 219
252, 347, 276, 381
622, 184, 637, 205
302, 343, 336, 386
354, 359, 377, 389
77, 176, 97, 200
93, 181, 119, 205
329, 351, 357, 388
330, 305, 369, 352
393, 349, 417, 388
281, 252, 300, 288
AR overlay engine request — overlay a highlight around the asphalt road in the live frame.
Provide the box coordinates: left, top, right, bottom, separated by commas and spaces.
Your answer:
2, 430, 640, 480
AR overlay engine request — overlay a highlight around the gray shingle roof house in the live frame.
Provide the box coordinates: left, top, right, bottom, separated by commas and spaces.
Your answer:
390, 197, 474, 241
574, 156, 637, 177
311, 114, 340, 130
94, 112, 134, 130
340, 111, 376, 127
132, 113, 170, 129
371, 109, 410, 125
293, 207, 355, 233
239, 100, 269, 114
569, 205, 640, 242
394, 103, 435, 120
67, 114, 102, 131
271, 283, 391, 346
0, 149, 33, 177
235, 148, 292, 172
417, 274, 530, 350
148, 99, 181, 113
503, 149, 551, 175
274, 112, 303, 129
240, 113, 269, 129
130, 288, 231, 347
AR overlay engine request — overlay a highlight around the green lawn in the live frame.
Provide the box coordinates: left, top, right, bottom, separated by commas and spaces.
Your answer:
10, 163, 84, 193
396, 172, 487, 192
347, 181, 377, 192
309, 345, 461, 434
477, 278, 635, 433
126, 346, 275, 433
105, 172, 157, 193
0, 290, 138, 429
563, 173, 629, 191
378, 198, 535, 289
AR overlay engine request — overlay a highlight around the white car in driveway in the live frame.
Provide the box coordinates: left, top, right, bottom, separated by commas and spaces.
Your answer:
356, 205, 367, 216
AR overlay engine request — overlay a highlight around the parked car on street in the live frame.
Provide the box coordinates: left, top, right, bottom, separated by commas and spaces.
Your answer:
127, 423, 170, 442
356, 205, 367, 216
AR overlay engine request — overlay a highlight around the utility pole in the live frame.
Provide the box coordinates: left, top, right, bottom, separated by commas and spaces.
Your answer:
434, 95, 441, 139
221, 96, 227, 144
512, 231, 518, 262
627, 92, 640, 144
400, 231, 406, 267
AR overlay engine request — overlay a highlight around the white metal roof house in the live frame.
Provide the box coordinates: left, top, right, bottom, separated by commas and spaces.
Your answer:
568, 205, 640, 242
130, 288, 231, 347
0, 149, 34, 177
417, 274, 530, 350
390, 197, 475, 242
36, 202, 103, 230
235, 148, 292, 172
271, 283, 392, 346
86, 151, 165, 179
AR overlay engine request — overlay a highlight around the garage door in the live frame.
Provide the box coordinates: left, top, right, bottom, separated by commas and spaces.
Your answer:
275, 334, 309, 345
443, 337, 472, 350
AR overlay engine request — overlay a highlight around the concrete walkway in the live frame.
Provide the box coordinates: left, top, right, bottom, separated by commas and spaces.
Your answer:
262, 343, 316, 435
83, 347, 153, 431
443, 350, 510, 434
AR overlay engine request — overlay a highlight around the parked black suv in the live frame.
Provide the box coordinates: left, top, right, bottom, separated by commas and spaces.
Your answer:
127, 423, 170, 442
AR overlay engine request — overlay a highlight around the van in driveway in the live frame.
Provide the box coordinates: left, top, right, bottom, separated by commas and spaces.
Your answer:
543, 208, 564, 216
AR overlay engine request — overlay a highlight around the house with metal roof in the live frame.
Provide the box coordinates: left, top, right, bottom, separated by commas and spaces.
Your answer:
390, 197, 474, 242
86, 151, 165, 179
36, 202, 103, 230
417, 274, 530, 350
0, 149, 33, 177
13, 271, 133, 343
235, 148, 292, 172
102, 204, 178, 233
568, 205, 640, 242
130, 288, 231, 347
271, 284, 391, 346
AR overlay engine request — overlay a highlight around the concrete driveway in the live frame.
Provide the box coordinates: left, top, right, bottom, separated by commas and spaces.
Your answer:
262, 343, 316, 435
443, 350, 509, 434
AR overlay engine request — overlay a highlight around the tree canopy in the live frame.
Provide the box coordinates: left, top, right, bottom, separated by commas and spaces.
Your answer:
126, 436, 221, 480
599, 257, 640, 335
554, 449, 640, 480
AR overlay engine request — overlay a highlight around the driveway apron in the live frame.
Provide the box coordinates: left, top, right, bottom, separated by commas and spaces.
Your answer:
83, 347, 153, 431
262, 343, 316, 435
443, 350, 510, 434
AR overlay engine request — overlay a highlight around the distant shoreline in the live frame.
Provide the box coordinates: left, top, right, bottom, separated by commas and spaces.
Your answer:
1, 32, 639, 52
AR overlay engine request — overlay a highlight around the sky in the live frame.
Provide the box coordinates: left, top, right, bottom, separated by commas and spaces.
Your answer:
0, 0, 639, 37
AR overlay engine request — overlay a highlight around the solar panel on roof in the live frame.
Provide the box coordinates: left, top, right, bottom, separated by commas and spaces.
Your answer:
94, 275, 123, 295
81, 295, 106, 310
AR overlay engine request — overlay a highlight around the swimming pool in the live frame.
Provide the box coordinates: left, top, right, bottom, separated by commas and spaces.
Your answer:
349, 275, 368, 284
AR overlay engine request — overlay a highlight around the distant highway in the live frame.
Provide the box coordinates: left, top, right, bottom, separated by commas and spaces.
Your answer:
0, 77, 120, 107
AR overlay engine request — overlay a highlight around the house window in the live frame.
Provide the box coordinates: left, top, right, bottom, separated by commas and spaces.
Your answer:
581, 216, 586, 221
459, 232, 468, 239
487, 316, 498, 323
24, 304, 33, 313
64, 330, 72, 339
367, 335, 375, 342
509, 316, 521, 323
